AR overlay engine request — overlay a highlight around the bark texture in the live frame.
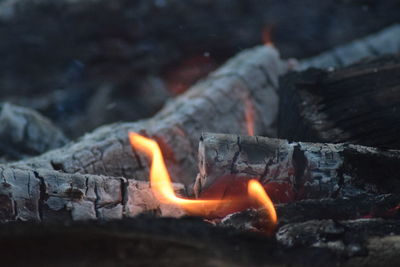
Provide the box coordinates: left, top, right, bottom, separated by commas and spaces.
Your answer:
7, 45, 287, 187
280, 54, 400, 149
195, 133, 400, 202
0, 166, 184, 222
298, 24, 400, 70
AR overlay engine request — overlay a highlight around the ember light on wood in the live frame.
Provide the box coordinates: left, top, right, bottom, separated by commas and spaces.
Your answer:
129, 132, 277, 229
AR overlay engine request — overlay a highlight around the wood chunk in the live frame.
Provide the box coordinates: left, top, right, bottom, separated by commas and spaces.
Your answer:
195, 133, 400, 201
0, 103, 68, 161
7, 45, 287, 187
279, 55, 400, 149
0, 166, 185, 222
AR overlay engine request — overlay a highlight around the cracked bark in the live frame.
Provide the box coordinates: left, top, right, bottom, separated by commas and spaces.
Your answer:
0, 166, 184, 222
195, 133, 400, 201
5, 45, 287, 188
280, 54, 400, 149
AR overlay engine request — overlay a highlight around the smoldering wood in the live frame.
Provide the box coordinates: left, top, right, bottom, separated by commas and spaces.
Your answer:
299, 24, 400, 70
279, 55, 400, 149
220, 194, 400, 231
276, 218, 400, 266
0, 166, 185, 223
195, 133, 400, 201
5, 45, 287, 188
0, 102, 68, 162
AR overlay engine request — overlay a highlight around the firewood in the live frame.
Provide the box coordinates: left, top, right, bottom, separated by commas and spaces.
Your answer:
195, 133, 400, 201
0, 166, 184, 222
276, 218, 400, 265
279, 55, 400, 149
221, 194, 400, 231
0, 103, 68, 161
4, 45, 287, 188
299, 24, 400, 70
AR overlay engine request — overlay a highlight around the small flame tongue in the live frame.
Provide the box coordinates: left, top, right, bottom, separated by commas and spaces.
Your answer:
129, 132, 277, 230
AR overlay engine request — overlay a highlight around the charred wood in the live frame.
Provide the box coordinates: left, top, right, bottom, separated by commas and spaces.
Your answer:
221, 194, 400, 231
195, 133, 400, 201
6, 46, 287, 187
0, 166, 184, 222
279, 55, 400, 149
0, 103, 68, 162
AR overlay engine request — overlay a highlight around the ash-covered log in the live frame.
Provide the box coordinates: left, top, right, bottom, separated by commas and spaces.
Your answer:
299, 24, 400, 70
0, 166, 184, 222
195, 133, 400, 201
279, 54, 400, 149
0, 103, 68, 162
6, 45, 287, 187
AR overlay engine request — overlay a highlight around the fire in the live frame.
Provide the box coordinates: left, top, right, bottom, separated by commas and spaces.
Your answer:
129, 132, 277, 229
244, 96, 255, 136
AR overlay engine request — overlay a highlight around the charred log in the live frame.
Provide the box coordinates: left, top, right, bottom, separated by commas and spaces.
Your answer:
0, 103, 68, 162
5, 45, 287, 187
221, 194, 400, 231
279, 55, 400, 149
195, 133, 400, 201
0, 166, 184, 222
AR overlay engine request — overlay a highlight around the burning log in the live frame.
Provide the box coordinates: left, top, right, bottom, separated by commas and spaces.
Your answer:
279, 54, 400, 149
221, 194, 400, 231
6, 45, 287, 187
195, 133, 400, 201
0, 102, 68, 162
0, 166, 184, 222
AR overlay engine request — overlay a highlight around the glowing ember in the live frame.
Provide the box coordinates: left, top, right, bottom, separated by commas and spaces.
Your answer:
129, 132, 277, 230
244, 96, 255, 136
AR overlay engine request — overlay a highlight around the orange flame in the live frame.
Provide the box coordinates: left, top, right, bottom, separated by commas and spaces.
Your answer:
129, 132, 277, 229
248, 179, 278, 226
262, 26, 274, 46
244, 96, 255, 136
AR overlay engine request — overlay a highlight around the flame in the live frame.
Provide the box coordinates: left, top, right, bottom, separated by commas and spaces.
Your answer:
129, 132, 278, 229
244, 96, 255, 136
248, 179, 278, 226
262, 26, 274, 46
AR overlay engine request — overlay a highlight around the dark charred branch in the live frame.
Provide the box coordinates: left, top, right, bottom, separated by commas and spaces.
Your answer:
279, 55, 400, 149
299, 24, 400, 70
0, 103, 68, 162
0, 166, 184, 222
195, 133, 400, 201
221, 194, 400, 231
5, 46, 287, 187
276, 218, 400, 266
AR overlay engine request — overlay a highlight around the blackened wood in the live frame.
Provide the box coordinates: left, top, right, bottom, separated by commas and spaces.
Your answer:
0, 166, 184, 222
299, 24, 400, 70
276, 218, 400, 265
195, 133, 400, 201
221, 194, 400, 231
7, 46, 287, 187
0, 103, 68, 161
279, 55, 400, 149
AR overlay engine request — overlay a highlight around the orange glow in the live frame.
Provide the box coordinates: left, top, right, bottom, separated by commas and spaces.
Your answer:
244, 96, 255, 136
129, 132, 278, 230
248, 180, 278, 226
129, 132, 221, 216
262, 26, 274, 46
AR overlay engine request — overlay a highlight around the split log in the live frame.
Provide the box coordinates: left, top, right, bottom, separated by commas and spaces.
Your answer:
0, 166, 184, 222
279, 54, 400, 149
299, 24, 400, 70
220, 194, 400, 231
195, 133, 400, 201
0, 102, 68, 161
6, 45, 287, 187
